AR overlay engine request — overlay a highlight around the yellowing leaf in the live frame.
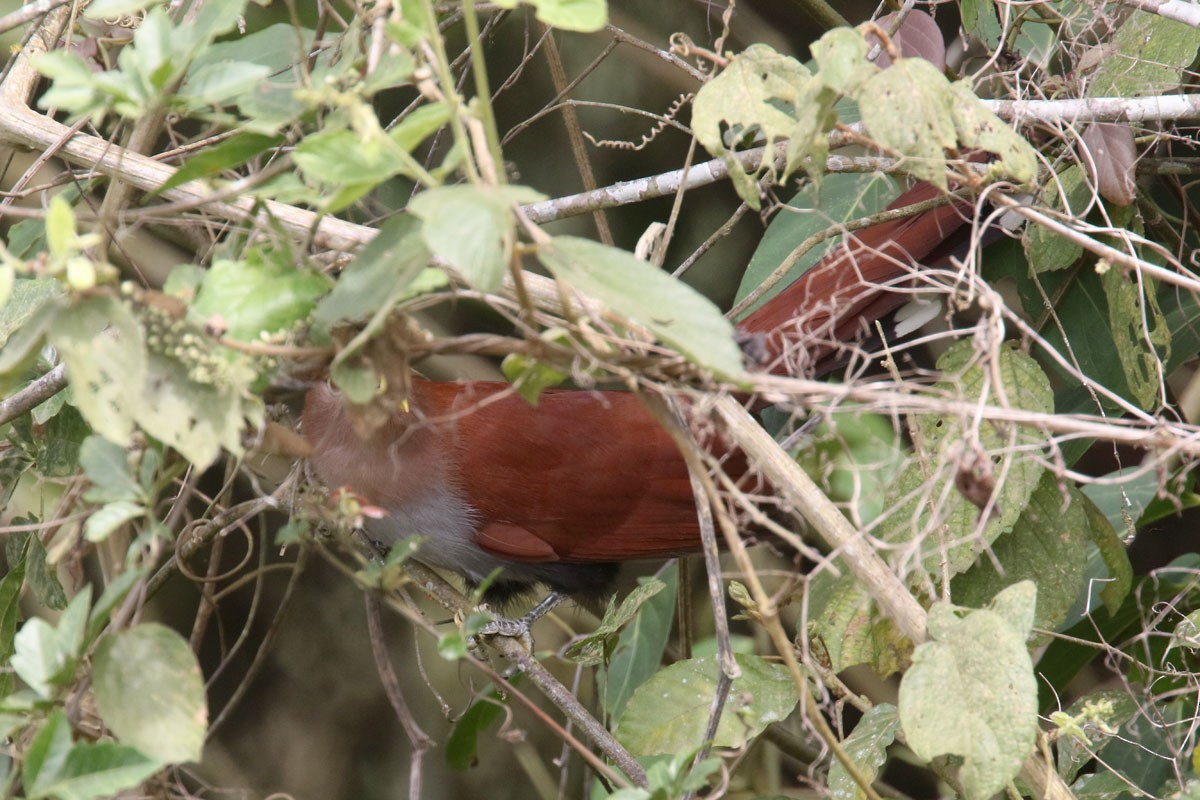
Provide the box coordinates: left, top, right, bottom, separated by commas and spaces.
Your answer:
899, 583, 1038, 800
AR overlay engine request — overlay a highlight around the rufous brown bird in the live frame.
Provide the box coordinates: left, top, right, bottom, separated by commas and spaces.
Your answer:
302, 177, 973, 603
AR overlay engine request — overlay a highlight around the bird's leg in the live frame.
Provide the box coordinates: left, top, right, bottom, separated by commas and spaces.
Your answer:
480, 591, 564, 639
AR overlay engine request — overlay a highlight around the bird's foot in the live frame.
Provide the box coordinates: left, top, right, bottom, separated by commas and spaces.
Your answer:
480, 592, 563, 638
470, 592, 565, 670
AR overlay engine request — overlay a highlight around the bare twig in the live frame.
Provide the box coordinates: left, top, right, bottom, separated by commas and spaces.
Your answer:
0, 364, 68, 425
1114, 0, 1200, 27
0, 0, 73, 36
365, 593, 434, 799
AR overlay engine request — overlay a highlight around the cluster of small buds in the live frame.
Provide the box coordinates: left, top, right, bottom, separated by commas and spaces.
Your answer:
121, 282, 239, 388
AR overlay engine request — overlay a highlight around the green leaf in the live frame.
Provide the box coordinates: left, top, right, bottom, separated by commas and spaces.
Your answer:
190, 250, 331, 341
692, 44, 834, 208
26, 710, 162, 800
899, 583, 1038, 800
190, 22, 312, 77
879, 341, 1051, 579
93, 624, 208, 763
1023, 164, 1090, 273
446, 684, 511, 772
500, 353, 569, 405
294, 128, 426, 188
0, 448, 29, 519
87, 568, 147, 642
492, 0, 607, 31
1101, 264, 1168, 409
25, 533, 67, 612
615, 653, 800, 755
529, 0, 607, 32
158, 132, 282, 193
0, 278, 62, 351
856, 59, 956, 188
1076, 695, 1185, 798
736, 172, 899, 316
792, 407, 905, 526
34, 50, 108, 119
1053, 690, 1138, 781
11, 586, 92, 699
539, 236, 746, 380
329, 360, 380, 405
49, 296, 147, 447
961, 0, 1003, 48
361, 50, 416, 95
137, 353, 253, 468
1089, 13, 1200, 98
389, 102, 451, 152
80, 436, 144, 504
32, 742, 161, 800
84, 501, 147, 543
83, 0, 163, 18
312, 216, 432, 327
410, 185, 546, 292
45, 196, 75, 261
171, 0, 249, 62
181, 60, 270, 107
1080, 469, 1144, 613
0, 552, 28, 697
948, 81, 1037, 183
599, 567, 678, 719
952, 473, 1090, 638
807, 572, 911, 675
23, 708, 72, 794
1079, 491, 1132, 615
0, 264, 11, 310
564, 577, 666, 667
811, 27, 877, 94
828, 704, 901, 800
125, 6, 177, 91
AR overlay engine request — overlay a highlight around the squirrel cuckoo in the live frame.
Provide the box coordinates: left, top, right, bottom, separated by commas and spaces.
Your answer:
302, 178, 972, 603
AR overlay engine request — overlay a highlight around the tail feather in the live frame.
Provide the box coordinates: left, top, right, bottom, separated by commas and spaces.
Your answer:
738, 177, 976, 376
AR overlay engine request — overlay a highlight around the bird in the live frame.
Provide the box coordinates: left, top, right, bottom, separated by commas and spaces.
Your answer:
301, 176, 974, 606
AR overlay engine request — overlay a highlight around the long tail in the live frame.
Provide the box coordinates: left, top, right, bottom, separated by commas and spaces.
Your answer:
737, 178, 975, 376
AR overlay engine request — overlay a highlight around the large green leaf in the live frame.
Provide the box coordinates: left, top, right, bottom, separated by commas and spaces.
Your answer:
313, 216, 433, 328
48, 296, 146, 446
736, 172, 899, 316
615, 653, 799, 755
539, 236, 746, 380
857, 59, 957, 188
1089, 13, 1200, 98
899, 583, 1039, 800
692, 44, 834, 207
190, 250, 330, 341
807, 572, 911, 675
879, 341, 1052, 579
952, 473, 1090, 636
410, 185, 546, 292
93, 624, 208, 764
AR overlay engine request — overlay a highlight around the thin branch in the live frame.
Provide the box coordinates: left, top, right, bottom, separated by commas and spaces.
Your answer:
984, 94, 1200, 124
0, 0, 73, 36
365, 593, 434, 799
0, 364, 68, 425
1115, 0, 1200, 27
521, 141, 873, 223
